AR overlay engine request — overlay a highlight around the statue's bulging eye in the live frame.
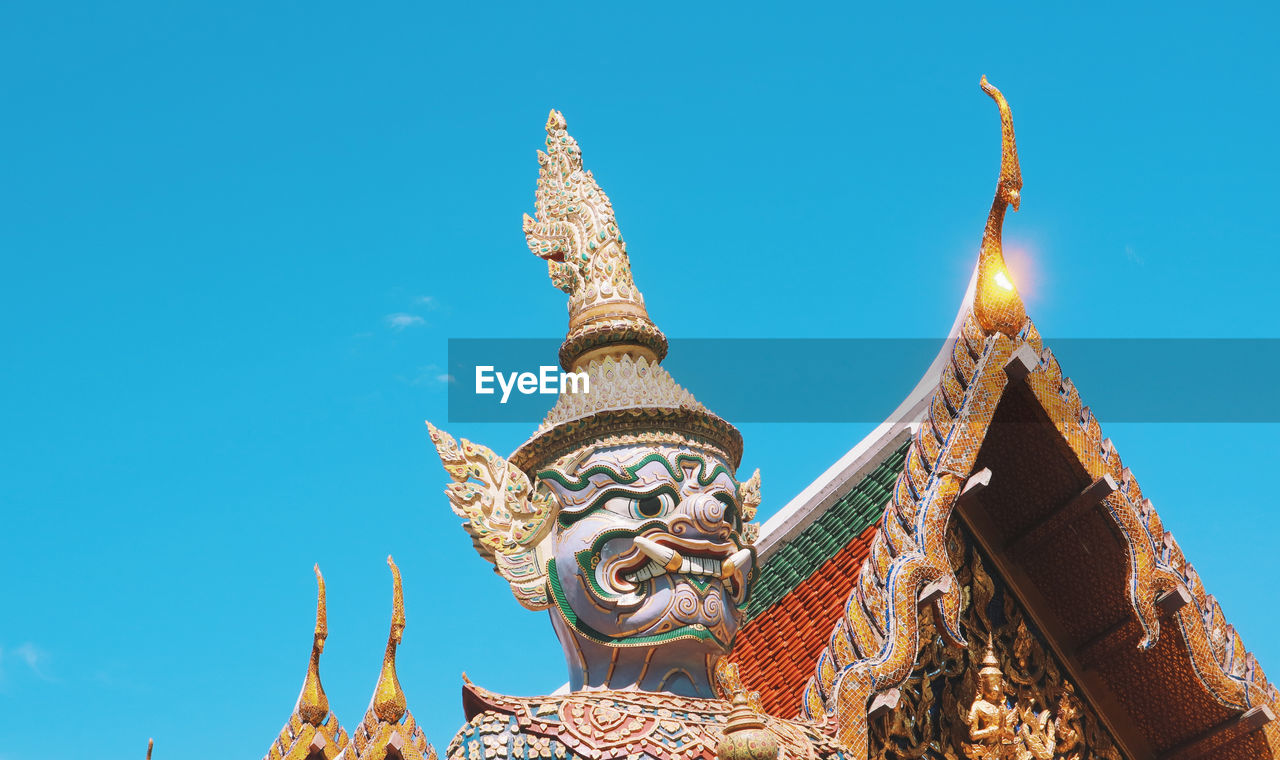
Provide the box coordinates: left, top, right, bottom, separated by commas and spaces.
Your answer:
636, 496, 665, 518
601, 492, 676, 520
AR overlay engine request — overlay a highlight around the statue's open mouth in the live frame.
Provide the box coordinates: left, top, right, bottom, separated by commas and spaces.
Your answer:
599, 531, 752, 601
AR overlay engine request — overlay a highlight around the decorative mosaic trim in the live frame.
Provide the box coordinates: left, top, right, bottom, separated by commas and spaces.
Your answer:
449, 682, 846, 760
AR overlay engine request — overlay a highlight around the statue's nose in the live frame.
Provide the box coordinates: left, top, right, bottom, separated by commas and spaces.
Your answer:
671, 493, 731, 538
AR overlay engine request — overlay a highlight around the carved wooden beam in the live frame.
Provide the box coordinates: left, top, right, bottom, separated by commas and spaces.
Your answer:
918, 574, 952, 607
386, 730, 406, 759
959, 468, 992, 506
1158, 704, 1275, 760
1005, 474, 1118, 553
1074, 617, 1134, 670
867, 688, 901, 720
1003, 344, 1040, 383
1157, 585, 1192, 616
1075, 587, 1191, 669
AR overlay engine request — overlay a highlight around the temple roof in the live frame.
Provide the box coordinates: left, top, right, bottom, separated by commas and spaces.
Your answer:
727, 78, 1280, 759
732, 441, 906, 716
255, 559, 437, 760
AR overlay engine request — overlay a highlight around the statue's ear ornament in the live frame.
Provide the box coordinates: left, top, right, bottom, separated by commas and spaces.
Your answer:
426, 421, 557, 611
737, 468, 762, 522
735, 468, 762, 545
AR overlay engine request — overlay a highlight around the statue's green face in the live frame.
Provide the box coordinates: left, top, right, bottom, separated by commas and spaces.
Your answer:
539, 443, 756, 654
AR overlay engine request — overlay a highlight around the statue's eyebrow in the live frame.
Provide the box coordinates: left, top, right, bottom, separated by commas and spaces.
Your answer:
538, 453, 683, 492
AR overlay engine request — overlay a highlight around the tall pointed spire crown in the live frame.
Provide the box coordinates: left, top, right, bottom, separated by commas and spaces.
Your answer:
509, 110, 743, 475
973, 76, 1028, 337
298, 564, 330, 726
979, 635, 1003, 676
522, 109, 668, 371
372, 555, 407, 724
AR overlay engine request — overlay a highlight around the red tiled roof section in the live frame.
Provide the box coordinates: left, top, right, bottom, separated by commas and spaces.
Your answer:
731, 522, 878, 718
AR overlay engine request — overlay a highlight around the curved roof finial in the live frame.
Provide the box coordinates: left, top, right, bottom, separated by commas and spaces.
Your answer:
973, 76, 1028, 337
297, 564, 331, 726
372, 555, 407, 724
146, 738, 154, 760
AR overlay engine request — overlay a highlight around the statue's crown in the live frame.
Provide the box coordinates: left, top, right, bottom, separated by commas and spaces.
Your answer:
521, 109, 668, 371
512, 110, 742, 475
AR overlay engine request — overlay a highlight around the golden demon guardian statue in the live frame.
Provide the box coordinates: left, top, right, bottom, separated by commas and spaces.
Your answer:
426, 109, 845, 760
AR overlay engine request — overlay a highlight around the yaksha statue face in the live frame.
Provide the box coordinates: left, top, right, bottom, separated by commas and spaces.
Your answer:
428, 109, 759, 697
542, 442, 755, 658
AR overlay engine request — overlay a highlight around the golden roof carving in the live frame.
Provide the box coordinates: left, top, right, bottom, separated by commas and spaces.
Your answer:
773, 78, 1280, 759
264, 565, 350, 760
374, 556, 407, 724
301, 564, 331, 725
338, 557, 437, 760
973, 76, 1027, 337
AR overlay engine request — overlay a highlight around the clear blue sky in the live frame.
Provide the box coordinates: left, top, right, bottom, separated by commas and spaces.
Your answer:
1, 3, 1277, 758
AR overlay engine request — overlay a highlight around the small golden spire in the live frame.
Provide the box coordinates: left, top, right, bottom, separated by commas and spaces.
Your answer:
372, 555, 407, 724
973, 75, 1028, 337
980, 634, 1003, 676
717, 693, 779, 760
298, 564, 331, 726
146, 738, 154, 760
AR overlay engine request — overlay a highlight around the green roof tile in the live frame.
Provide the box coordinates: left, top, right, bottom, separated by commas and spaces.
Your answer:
744, 440, 908, 622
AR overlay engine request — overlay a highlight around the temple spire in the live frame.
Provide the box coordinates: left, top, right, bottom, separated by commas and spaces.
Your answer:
346, 557, 437, 760
372, 555, 407, 724
262, 566, 349, 760
972, 76, 1028, 337
298, 564, 331, 726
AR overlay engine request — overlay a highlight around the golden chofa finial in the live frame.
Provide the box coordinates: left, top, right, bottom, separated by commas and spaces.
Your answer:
973, 76, 1028, 337
146, 738, 154, 760
372, 555, 407, 724
298, 564, 331, 726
